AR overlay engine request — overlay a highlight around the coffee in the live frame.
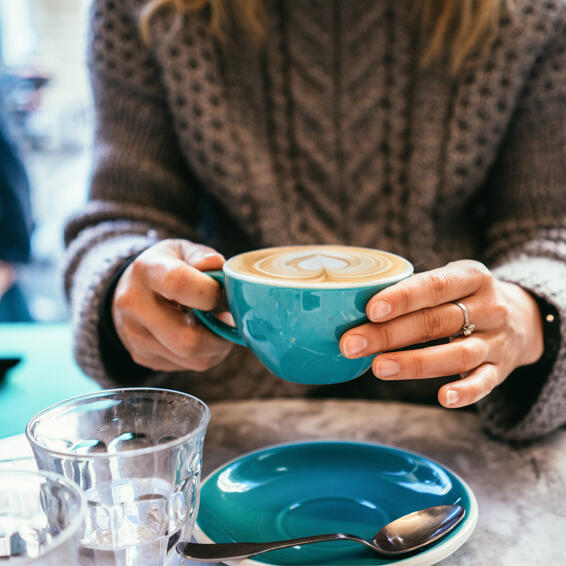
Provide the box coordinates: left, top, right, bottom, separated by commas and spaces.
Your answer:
195, 245, 413, 384
225, 245, 412, 287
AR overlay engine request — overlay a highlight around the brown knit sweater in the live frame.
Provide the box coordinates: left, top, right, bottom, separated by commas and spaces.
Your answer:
64, 0, 566, 441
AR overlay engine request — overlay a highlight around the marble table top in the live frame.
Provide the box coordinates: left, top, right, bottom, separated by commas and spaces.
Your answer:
2, 398, 565, 565
202, 399, 566, 565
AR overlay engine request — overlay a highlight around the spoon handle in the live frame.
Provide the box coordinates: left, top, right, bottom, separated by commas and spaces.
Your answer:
176, 533, 363, 562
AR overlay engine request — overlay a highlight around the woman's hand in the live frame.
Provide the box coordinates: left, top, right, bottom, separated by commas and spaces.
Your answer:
112, 239, 234, 372
339, 260, 545, 408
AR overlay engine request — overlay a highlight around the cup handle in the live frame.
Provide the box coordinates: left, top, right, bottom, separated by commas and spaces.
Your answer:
192, 270, 246, 347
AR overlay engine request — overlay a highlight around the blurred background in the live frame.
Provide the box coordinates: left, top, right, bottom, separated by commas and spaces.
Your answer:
0, 1, 102, 439
1, 0, 92, 322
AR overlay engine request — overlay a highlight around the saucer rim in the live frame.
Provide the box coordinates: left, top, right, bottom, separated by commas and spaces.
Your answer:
193, 439, 479, 566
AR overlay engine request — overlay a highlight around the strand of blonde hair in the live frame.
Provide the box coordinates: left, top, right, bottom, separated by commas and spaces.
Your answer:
419, 0, 506, 72
140, 0, 264, 44
140, 0, 508, 73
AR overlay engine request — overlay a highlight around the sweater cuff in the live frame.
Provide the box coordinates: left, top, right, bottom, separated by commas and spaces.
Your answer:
478, 256, 566, 440
67, 231, 157, 387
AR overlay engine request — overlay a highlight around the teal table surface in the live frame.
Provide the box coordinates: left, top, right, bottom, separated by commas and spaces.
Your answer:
0, 322, 101, 439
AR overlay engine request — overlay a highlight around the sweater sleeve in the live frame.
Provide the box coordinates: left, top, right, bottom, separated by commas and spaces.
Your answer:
477, 12, 566, 440
64, 0, 201, 386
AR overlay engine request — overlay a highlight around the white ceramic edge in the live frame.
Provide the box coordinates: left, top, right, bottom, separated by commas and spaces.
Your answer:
191, 439, 479, 566
223, 246, 414, 289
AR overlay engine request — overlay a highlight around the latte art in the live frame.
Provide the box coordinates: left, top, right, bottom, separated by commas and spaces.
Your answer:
263, 251, 389, 282
226, 246, 412, 287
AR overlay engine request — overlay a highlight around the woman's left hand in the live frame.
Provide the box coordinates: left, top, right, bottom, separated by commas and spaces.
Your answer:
339, 260, 545, 408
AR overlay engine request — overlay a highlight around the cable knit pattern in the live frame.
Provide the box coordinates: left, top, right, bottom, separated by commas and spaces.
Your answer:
64, 0, 566, 440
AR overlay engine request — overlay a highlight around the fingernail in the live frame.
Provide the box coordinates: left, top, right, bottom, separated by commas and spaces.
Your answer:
375, 359, 399, 378
193, 251, 223, 265
370, 300, 391, 321
446, 389, 460, 406
343, 335, 368, 357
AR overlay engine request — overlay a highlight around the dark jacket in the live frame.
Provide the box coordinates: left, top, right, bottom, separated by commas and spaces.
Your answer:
0, 113, 32, 263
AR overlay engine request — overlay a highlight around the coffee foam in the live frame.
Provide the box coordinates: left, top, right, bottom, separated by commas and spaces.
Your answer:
225, 246, 412, 288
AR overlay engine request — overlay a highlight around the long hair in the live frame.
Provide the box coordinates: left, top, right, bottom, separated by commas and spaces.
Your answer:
140, 0, 508, 73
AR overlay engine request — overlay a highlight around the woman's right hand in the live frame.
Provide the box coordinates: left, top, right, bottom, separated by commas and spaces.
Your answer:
111, 239, 234, 372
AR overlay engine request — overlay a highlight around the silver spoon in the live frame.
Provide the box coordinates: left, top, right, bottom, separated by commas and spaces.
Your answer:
176, 504, 465, 562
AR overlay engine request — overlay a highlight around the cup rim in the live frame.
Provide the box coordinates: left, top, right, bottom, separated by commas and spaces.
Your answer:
0, 469, 87, 560
223, 245, 414, 289
25, 387, 210, 460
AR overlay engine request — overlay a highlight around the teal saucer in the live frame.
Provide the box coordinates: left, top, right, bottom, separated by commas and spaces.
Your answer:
195, 441, 478, 565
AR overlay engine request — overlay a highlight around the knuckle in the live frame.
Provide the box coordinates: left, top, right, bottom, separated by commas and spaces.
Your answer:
377, 325, 394, 351
194, 282, 221, 310
421, 308, 443, 339
470, 366, 498, 400
113, 288, 136, 312
129, 256, 148, 280
458, 341, 478, 372
468, 260, 492, 284
492, 301, 510, 327
397, 285, 411, 313
161, 265, 187, 298
493, 334, 510, 362
424, 272, 449, 303
409, 354, 425, 379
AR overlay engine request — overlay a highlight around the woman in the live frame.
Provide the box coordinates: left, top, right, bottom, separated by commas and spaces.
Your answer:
65, 0, 566, 440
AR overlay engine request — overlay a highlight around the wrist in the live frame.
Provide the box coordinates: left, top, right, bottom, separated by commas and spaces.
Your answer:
501, 282, 544, 366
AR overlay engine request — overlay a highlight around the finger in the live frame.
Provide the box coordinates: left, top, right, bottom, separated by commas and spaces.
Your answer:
371, 336, 489, 380
132, 348, 228, 372
123, 315, 232, 371
176, 240, 226, 271
341, 301, 489, 358
154, 305, 234, 358
135, 245, 225, 310
129, 352, 186, 372
366, 260, 492, 322
117, 318, 189, 370
216, 310, 235, 326
438, 363, 502, 408
125, 295, 233, 358
130, 349, 226, 372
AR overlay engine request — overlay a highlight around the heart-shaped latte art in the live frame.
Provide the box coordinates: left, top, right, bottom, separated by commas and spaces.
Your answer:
293, 253, 349, 272
227, 246, 411, 286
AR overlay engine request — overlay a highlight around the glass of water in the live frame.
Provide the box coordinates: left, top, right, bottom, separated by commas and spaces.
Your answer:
0, 469, 86, 564
25, 388, 210, 566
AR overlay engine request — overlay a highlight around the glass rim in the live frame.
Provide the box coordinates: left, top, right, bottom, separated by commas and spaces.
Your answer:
223, 245, 414, 289
25, 387, 210, 461
0, 469, 87, 560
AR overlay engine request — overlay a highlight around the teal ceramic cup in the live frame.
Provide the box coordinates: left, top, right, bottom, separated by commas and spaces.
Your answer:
193, 246, 413, 385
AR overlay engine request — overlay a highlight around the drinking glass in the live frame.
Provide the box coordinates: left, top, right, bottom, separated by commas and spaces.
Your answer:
0, 469, 86, 565
25, 388, 210, 566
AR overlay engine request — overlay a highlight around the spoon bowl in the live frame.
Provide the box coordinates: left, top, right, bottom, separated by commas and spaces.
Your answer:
176, 504, 465, 562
